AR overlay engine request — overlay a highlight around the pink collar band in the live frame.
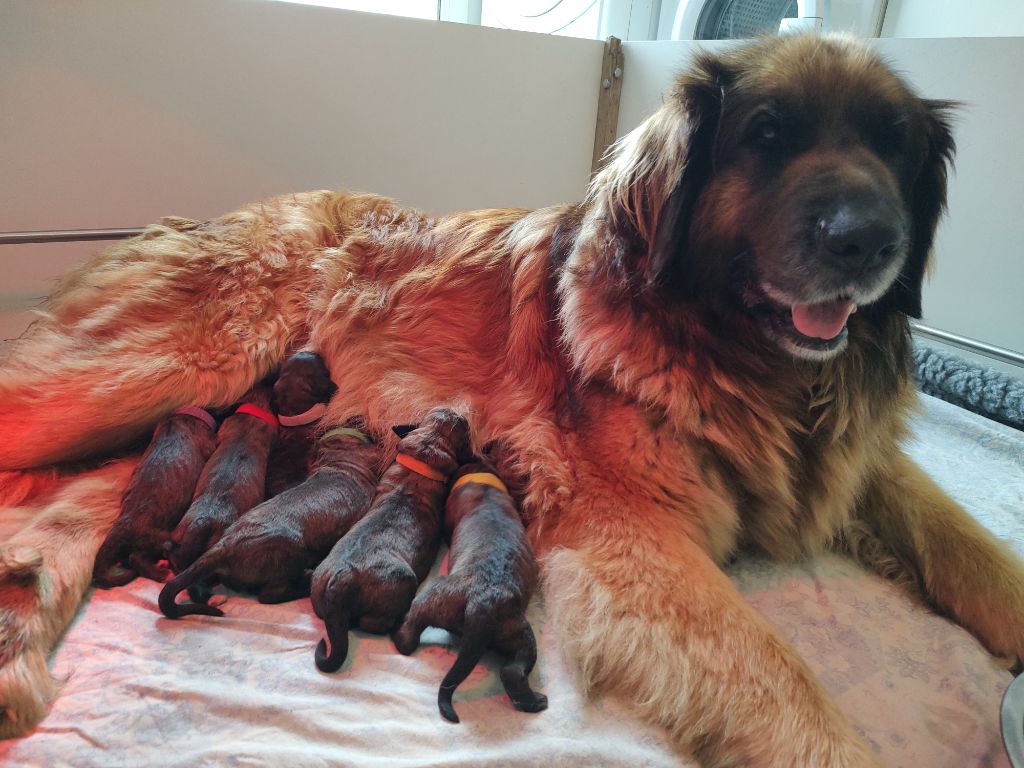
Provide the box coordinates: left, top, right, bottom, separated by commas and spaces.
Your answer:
278, 402, 328, 427
173, 406, 216, 431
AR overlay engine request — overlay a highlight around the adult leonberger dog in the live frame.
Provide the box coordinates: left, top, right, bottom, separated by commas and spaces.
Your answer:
0, 33, 1021, 765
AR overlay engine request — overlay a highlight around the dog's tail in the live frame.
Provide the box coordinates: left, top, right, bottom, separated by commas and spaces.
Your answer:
314, 601, 351, 673
158, 554, 225, 619
438, 603, 493, 724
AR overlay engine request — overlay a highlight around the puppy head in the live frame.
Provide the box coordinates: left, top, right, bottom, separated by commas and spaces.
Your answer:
272, 351, 337, 417
392, 407, 473, 477
596, 34, 955, 362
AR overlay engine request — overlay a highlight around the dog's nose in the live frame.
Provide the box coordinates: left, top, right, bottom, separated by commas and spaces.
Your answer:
818, 203, 904, 274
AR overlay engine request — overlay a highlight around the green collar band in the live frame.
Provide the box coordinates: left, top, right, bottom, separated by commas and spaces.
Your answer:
320, 427, 371, 444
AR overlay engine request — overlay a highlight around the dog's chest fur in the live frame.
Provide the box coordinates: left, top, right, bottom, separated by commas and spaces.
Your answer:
557, 308, 915, 563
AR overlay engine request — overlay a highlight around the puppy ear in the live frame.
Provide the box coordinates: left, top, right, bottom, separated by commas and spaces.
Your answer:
391, 424, 418, 439
591, 53, 726, 290
890, 99, 957, 318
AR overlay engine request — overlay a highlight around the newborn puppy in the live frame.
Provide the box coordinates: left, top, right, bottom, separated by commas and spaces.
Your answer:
393, 461, 547, 723
310, 407, 471, 672
92, 407, 217, 587
266, 351, 337, 498
166, 384, 277, 572
159, 422, 381, 618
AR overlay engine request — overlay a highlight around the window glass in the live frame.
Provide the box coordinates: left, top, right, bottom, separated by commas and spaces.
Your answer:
481, 0, 601, 39
270, 0, 438, 21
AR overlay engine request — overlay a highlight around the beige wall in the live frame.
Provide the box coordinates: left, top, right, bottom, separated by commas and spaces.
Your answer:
0, 0, 603, 338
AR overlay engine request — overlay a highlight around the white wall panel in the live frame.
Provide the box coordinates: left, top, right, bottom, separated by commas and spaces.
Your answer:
0, 0, 603, 231
882, 0, 1024, 38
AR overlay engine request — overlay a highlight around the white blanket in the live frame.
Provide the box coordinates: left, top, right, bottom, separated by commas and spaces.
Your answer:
1, 394, 1018, 767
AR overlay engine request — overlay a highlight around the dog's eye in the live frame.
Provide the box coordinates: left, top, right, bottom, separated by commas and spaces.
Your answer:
750, 116, 781, 147
869, 112, 909, 156
883, 119, 908, 151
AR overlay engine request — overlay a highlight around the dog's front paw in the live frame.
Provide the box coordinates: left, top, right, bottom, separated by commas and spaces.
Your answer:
0, 620, 57, 739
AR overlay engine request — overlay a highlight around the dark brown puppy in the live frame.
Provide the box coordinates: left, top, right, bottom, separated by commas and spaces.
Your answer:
159, 422, 381, 618
310, 407, 471, 672
92, 408, 217, 587
394, 462, 546, 723
266, 351, 337, 498
165, 385, 277, 572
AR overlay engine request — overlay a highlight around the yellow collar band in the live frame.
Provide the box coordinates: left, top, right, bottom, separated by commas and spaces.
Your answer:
451, 472, 508, 494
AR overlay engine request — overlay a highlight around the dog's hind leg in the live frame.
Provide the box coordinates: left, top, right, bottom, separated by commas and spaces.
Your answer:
0, 318, 273, 471
496, 618, 547, 714
0, 468, 61, 508
0, 211, 319, 471
392, 577, 464, 655
436, 604, 495, 724
0, 458, 135, 738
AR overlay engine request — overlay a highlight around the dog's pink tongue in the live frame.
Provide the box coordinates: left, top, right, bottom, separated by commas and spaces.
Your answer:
790, 299, 856, 340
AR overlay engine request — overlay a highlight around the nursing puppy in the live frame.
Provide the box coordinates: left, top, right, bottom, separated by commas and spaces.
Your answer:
159, 422, 380, 617
394, 461, 546, 723
310, 408, 470, 673
266, 351, 337, 497
165, 385, 278, 572
92, 408, 218, 587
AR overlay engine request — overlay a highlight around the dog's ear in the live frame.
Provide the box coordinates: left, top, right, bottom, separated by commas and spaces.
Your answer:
889, 99, 957, 318
391, 423, 418, 439
592, 53, 726, 290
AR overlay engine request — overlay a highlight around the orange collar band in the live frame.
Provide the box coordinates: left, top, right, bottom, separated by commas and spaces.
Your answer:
395, 453, 446, 482
234, 403, 279, 430
451, 472, 508, 494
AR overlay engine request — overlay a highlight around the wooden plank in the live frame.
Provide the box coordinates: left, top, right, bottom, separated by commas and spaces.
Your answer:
591, 36, 625, 175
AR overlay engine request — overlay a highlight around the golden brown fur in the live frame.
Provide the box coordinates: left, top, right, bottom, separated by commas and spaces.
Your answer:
0, 34, 1022, 765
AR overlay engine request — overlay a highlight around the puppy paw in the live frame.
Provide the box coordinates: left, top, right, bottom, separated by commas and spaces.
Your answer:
510, 691, 548, 714
391, 622, 421, 655
0, 546, 43, 586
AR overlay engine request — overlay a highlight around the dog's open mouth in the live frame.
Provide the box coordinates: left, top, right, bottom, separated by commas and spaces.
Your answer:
745, 284, 858, 357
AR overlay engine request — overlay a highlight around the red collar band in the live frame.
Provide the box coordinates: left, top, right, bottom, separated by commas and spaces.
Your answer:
234, 403, 279, 430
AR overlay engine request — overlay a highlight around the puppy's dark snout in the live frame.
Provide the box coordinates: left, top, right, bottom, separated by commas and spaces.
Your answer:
817, 198, 904, 275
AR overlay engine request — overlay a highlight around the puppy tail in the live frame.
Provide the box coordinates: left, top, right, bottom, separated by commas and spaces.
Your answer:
315, 602, 351, 673
157, 556, 224, 619
438, 604, 492, 724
